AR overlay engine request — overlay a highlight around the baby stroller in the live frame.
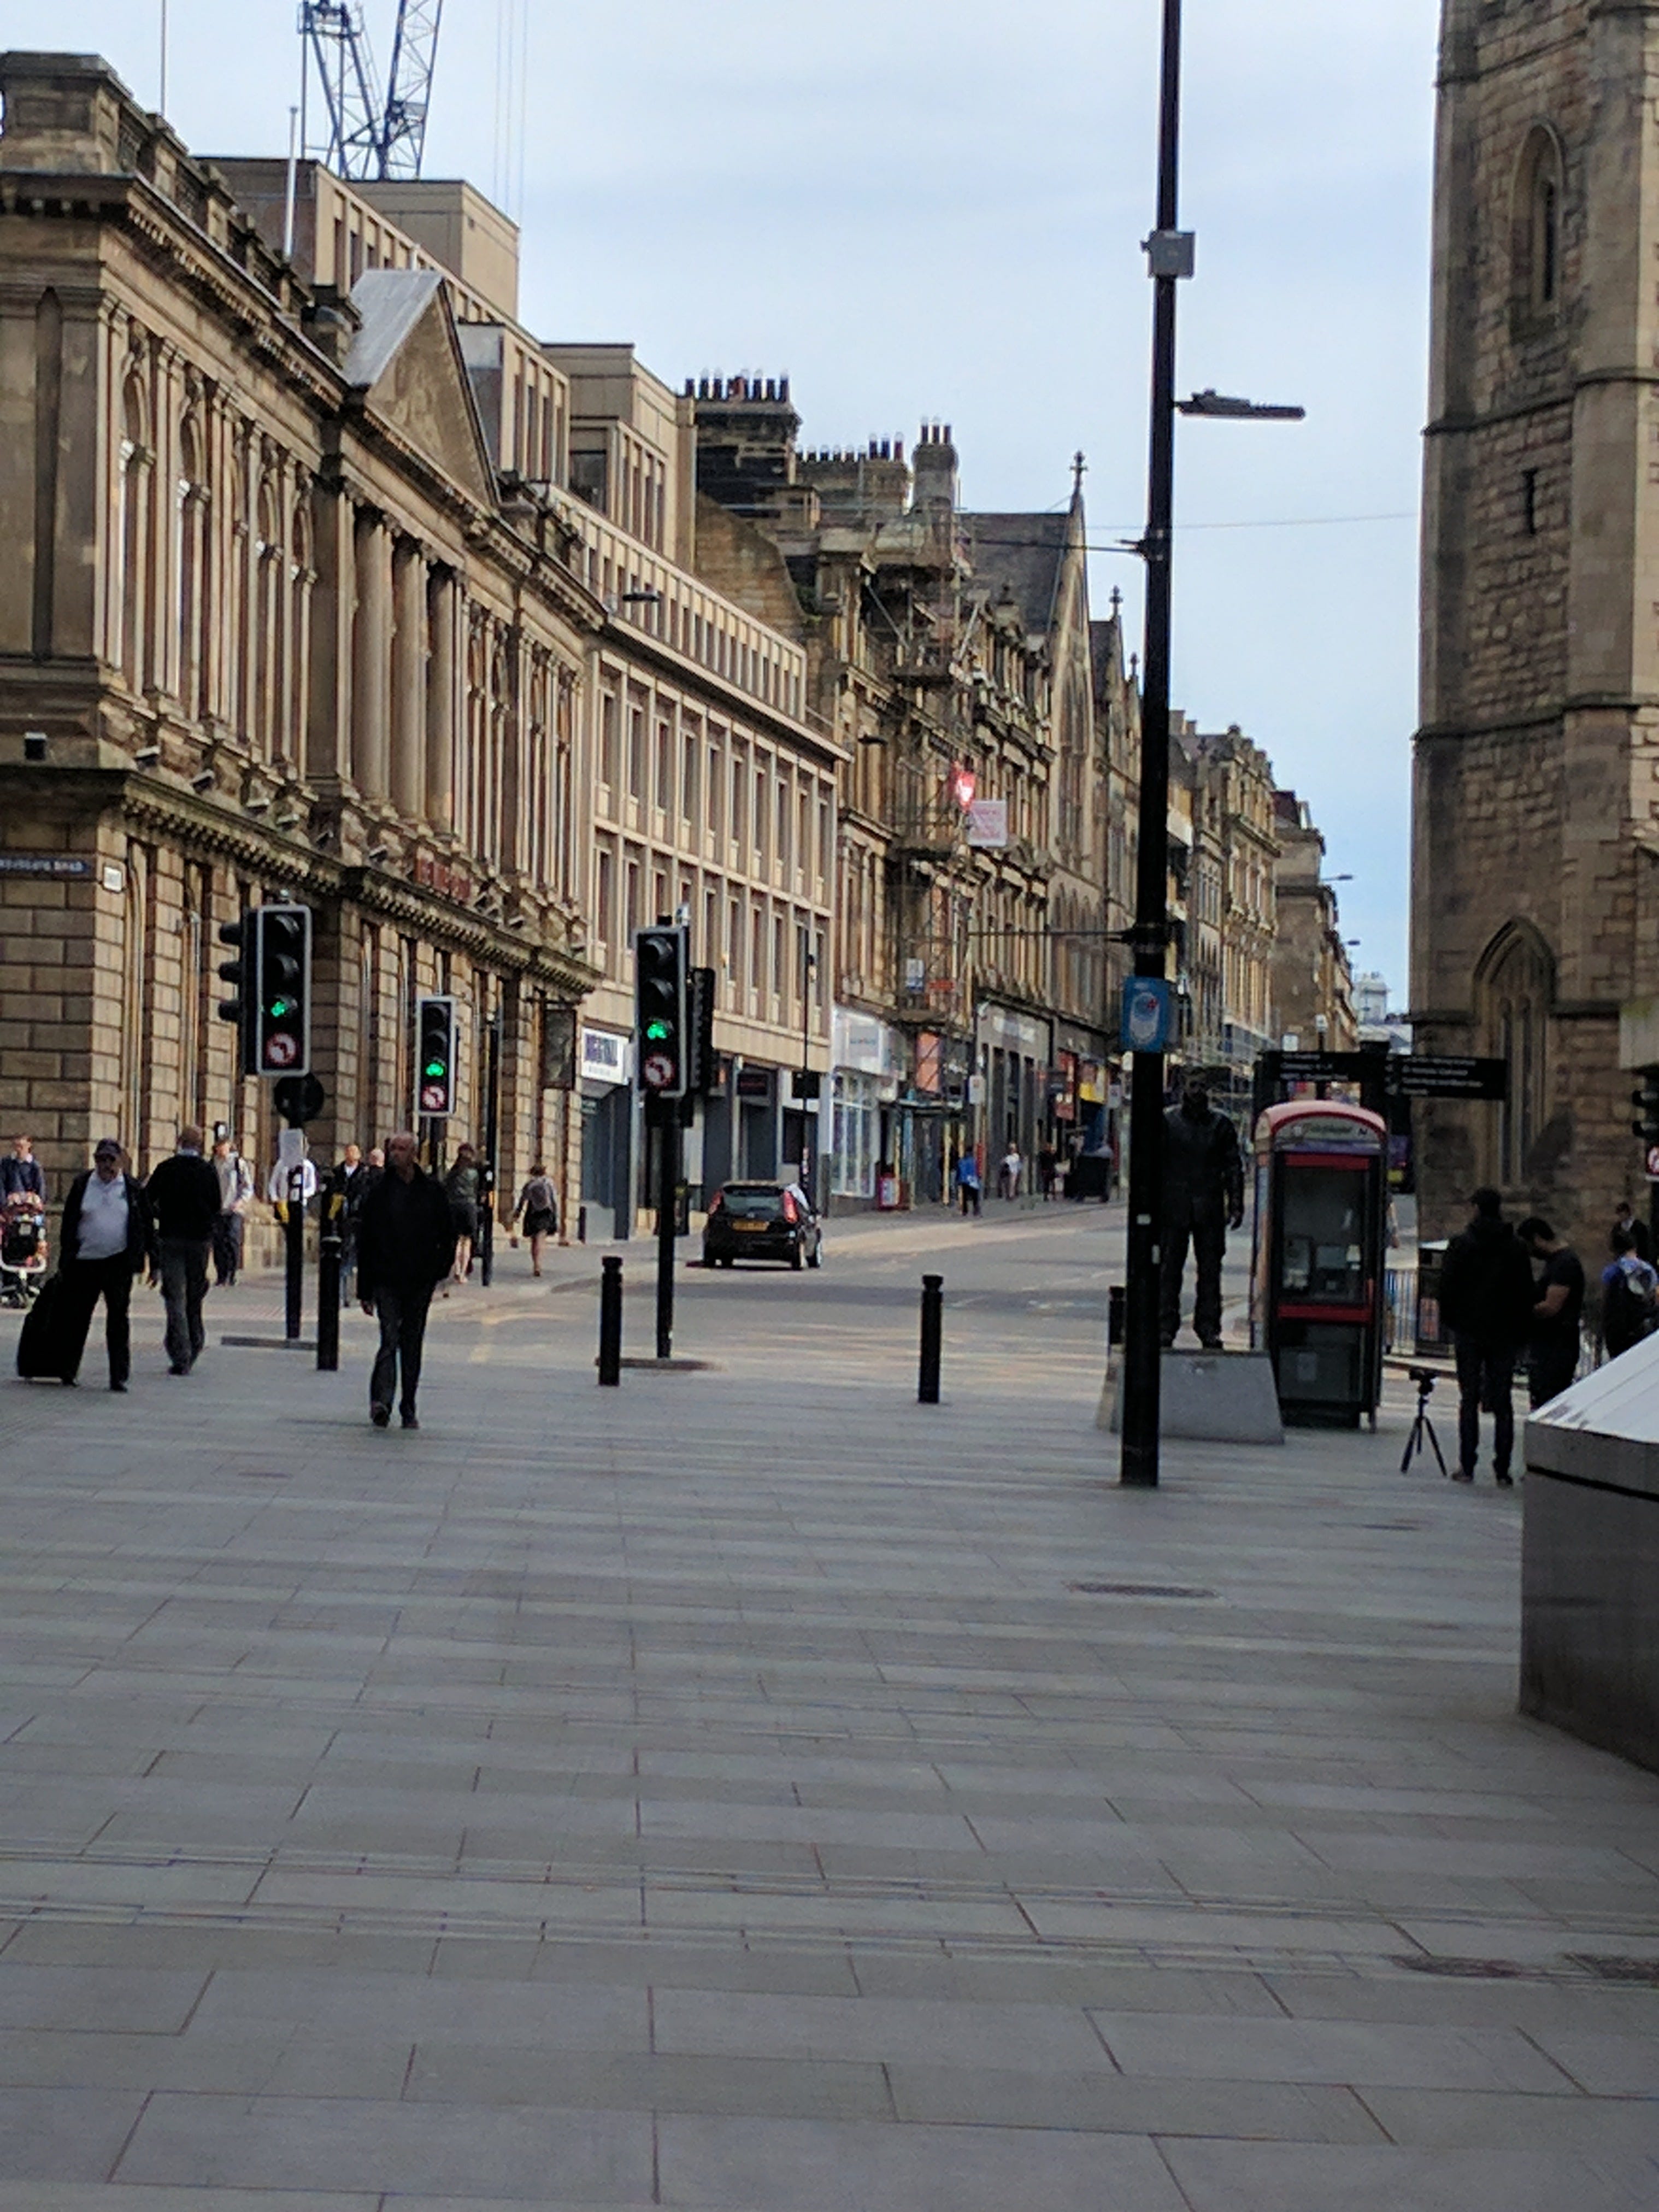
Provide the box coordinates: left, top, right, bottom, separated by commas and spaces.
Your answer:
0, 1193, 49, 1308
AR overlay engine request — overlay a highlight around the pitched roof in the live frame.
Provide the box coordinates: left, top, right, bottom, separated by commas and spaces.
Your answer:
961, 511, 1072, 638
342, 268, 447, 390
342, 268, 497, 506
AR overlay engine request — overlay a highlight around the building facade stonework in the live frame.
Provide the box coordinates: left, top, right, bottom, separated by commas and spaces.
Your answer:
1415, 0, 1659, 1246
1, 57, 589, 1215
0, 54, 829, 1242
1273, 792, 1357, 1056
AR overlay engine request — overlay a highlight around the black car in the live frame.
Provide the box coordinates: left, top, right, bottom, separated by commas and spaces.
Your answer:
703, 1181, 823, 1270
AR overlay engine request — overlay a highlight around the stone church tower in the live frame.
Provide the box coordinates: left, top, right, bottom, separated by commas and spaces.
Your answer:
1415, 0, 1659, 1249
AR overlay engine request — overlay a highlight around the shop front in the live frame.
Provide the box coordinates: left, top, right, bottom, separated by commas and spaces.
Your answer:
897, 1029, 972, 1207
1052, 1021, 1117, 1197
828, 1008, 906, 1210
578, 1026, 634, 1243
976, 1003, 1052, 1177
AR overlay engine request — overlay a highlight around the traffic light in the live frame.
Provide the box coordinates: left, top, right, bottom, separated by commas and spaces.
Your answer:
252, 905, 311, 1075
687, 964, 717, 1096
416, 996, 457, 1116
1632, 1067, 1659, 1144
217, 910, 256, 1076
634, 925, 688, 1097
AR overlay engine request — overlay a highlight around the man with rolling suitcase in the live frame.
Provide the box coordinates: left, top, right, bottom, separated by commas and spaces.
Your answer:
37, 1139, 156, 1390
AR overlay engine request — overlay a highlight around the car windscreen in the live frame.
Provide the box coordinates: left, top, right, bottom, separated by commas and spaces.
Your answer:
720, 1189, 785, 1220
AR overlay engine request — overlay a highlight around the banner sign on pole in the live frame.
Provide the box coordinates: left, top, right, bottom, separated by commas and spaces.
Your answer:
1121, 976, 1171, 1055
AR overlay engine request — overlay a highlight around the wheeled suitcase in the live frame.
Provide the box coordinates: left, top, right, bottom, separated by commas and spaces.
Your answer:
15, 1274, 67, 1380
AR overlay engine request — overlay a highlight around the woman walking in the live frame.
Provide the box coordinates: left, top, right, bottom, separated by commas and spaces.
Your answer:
443, 1143, 481, 1289
511, 1163, 559, 1276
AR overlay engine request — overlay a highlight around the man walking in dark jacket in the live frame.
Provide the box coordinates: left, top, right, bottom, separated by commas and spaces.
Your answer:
356, 1130, 456, 1429
144, 1126, 222, 1374
1438, 1187, 1536, 1486
57, 1139, 155, 1389
1161, 1080, 1245, 1349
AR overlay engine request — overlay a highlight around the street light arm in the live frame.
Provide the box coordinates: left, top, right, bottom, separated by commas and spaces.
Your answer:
1177, 389, 1306, 420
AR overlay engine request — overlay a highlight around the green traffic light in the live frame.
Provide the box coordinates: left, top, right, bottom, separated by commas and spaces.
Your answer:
424, 1058, 446, 1078
268, 998, 293, 1018
645, 1020, 670, 1041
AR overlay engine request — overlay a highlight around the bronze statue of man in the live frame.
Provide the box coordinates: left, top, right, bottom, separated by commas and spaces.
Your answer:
1160, 1079, 1244, 1350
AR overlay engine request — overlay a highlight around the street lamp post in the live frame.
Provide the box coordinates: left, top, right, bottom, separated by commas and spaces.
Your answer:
1117, 0, 1305, 1490
1119, 0, 1189, 1490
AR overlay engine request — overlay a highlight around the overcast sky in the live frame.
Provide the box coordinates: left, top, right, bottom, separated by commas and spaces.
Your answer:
32, 0, 1438, 997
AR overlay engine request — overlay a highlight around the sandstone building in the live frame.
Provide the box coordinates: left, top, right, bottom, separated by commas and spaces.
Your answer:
1415, 0, 1659, 1243
689, 387, 1103, 1202
0, 52, 832, 1239
1274, 791, 1357, 1055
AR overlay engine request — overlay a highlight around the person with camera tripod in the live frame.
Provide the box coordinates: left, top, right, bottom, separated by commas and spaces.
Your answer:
1438, 1187, 1536, 1487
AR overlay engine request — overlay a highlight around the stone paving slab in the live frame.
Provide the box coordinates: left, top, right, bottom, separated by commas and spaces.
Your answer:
0, 1204, 1654, 2207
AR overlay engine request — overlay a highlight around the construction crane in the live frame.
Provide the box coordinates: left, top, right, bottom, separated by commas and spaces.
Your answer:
300, 1, 444, 181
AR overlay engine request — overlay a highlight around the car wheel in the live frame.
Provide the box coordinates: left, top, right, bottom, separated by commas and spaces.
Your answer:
720, 1255, 735, 1269
790, 1242, 804, 1271
806, 1240, 821, 1269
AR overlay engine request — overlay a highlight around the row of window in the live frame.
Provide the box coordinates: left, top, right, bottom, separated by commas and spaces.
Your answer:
591, 843, 828, 1030
595, 686, 833, 890
577, 516, 807, 720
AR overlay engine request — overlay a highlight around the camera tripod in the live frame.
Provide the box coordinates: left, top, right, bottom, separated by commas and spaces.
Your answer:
1400, 1367, 1448, 1476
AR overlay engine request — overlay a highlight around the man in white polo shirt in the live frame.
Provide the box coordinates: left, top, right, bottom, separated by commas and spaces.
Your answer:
57, 1139, 155, 1390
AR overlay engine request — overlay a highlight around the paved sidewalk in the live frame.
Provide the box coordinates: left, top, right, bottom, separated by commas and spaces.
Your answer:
0, 1208, 1653, 2209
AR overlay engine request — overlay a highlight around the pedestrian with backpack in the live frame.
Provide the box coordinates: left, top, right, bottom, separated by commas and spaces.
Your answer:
1601, 1226, 1659, 1360
1437, 1187, 1536, 1486
510, 1164, 558, 1276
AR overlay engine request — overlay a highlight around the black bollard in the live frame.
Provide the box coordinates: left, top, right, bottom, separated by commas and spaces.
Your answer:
597, 1254, 623, 1386
316, 1193, 342, 1372
919, 1273, 943, 1404
284, 1167, 305, 1343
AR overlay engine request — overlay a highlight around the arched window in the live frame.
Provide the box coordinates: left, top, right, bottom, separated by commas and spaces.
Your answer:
1514, 125, 1566, 327
1474, 921, 1555, 1187
117, 367, 153, 695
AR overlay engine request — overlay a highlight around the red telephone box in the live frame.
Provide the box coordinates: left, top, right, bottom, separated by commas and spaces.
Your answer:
1251, 1100, 1387, 1427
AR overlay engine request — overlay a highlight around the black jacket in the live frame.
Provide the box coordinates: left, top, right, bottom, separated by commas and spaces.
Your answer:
1161, 1104, 1244, 1224
60, 1172, 155, 1275
1439, 1216, 1536, 1348
144, 1152, 223, 1243
356, 1167, 457, 1301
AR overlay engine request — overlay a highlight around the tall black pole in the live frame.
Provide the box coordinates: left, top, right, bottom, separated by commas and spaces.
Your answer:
1120, 0, 1185, 1489
479, 1009, 501, 1287
654, 1093, 677, 1360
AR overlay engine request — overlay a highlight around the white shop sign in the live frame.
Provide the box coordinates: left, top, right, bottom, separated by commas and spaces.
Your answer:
579, 1027, 633, 1087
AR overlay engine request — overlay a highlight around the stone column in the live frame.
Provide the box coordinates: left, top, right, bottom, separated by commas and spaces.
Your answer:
350, 508, 391, 799
390, 537, 426, 819
425, 568, 457, 833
